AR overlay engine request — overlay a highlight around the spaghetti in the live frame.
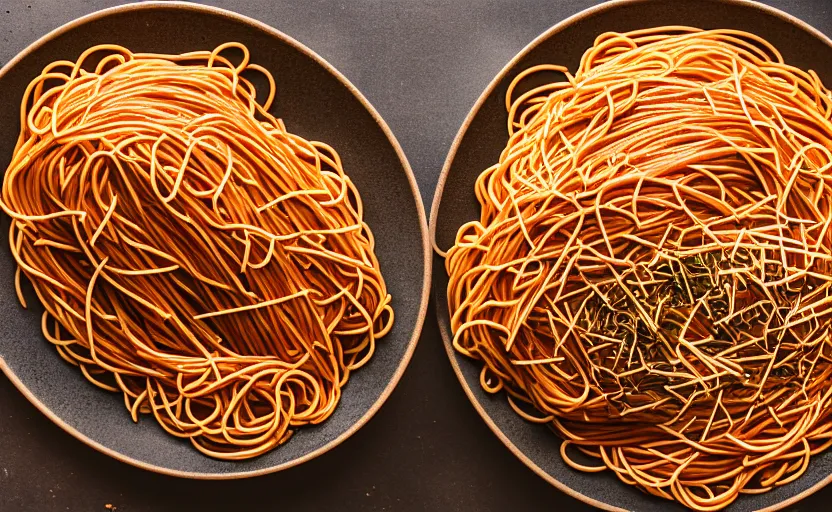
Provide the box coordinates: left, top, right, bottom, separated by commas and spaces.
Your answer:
2, 43, 393, 460
445, 27, 832, 509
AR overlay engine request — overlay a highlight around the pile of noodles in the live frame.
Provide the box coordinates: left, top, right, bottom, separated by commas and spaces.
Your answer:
1, 43, 393, 460
445, 27, 832, 509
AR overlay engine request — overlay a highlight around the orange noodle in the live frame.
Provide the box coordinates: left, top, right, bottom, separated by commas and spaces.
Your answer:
444, 27, 832, 509
1, 43, 393, 460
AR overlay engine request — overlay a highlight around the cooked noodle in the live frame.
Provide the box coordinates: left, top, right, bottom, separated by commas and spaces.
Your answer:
444, 27, 832, 509
2, 43, 393, 460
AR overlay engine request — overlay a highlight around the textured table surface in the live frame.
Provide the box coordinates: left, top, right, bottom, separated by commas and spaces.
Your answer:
0, 0, 830, 511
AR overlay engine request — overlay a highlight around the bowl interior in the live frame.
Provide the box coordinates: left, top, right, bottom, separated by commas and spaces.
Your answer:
0, 3, 427, 477
432, 0, 832, 510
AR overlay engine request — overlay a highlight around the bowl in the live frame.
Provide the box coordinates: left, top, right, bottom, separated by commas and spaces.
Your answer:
0, 1, 430, 479
430, 0, 832, 510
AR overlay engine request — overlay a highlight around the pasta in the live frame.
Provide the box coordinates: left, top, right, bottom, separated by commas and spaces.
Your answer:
1, 43, 393, 460
444, 27, 832, 509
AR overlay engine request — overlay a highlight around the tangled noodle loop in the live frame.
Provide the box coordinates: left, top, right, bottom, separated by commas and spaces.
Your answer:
2, 43, 393, 460
446, 27, 832, 509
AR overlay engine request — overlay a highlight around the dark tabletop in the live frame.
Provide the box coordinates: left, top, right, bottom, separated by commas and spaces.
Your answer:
1, 0, 831, 511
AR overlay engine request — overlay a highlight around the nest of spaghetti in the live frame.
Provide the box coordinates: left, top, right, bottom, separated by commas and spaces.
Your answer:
1, 43, 393, 460
446, 28, 832, 509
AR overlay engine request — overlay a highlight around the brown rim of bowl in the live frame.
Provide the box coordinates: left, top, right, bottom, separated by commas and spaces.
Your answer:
0, 0, 431, 481
428, 0, 832, 510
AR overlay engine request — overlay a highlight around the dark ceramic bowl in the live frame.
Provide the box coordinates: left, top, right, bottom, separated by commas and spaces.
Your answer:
0, 2, 429, 479
430, 0, 832, 510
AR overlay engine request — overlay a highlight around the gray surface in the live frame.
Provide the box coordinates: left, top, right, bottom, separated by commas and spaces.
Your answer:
0, 0, 830, 511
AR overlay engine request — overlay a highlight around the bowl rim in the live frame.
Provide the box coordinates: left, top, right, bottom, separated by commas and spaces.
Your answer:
428, 0, 832, 510
0, 0, 431, 481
